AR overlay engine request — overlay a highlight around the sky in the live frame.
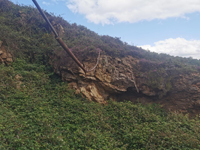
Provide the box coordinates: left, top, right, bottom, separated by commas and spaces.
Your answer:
10, 0, 200, 59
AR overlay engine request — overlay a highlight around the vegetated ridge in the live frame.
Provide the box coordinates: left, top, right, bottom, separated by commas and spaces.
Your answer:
1, 0, 200, 149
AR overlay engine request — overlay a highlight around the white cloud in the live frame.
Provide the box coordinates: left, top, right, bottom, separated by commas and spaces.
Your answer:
66, 0, 200, 24
140, 38, 200, 59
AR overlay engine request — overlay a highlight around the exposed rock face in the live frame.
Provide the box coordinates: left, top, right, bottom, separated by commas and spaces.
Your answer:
51, 51, 200, 115
0, 41, 13, 64
53, 54, 140, 103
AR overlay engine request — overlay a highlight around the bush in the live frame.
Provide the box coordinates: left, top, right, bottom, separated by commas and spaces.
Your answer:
1, 61, 200, 149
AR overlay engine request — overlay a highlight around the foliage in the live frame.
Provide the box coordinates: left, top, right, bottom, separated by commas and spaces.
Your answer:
1, 60, 200, 149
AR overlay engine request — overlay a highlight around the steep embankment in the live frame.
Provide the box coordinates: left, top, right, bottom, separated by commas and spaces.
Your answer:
1, 0, 200, 116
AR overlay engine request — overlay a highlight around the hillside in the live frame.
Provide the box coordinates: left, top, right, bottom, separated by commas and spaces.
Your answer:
1, 0, 200, 149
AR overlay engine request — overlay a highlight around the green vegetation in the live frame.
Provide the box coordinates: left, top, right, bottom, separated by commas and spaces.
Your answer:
1, 60, 200, 149
1, 0, 200, 149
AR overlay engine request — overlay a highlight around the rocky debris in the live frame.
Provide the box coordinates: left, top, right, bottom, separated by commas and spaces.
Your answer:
0, 41, 13, 64
51, 51, 200, 116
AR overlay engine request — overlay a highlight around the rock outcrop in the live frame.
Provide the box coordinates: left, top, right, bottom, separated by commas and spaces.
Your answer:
0, 41, 13, 64
51, 51, 200, 115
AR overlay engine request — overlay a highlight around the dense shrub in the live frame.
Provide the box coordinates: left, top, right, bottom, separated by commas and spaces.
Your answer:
0, 60, 200, 149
